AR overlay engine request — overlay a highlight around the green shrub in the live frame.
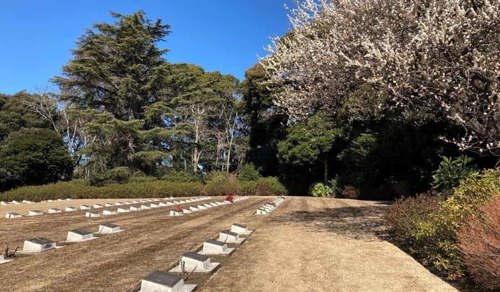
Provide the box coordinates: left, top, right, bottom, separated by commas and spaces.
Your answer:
387, 169, 500, 281
1, 180, 204, 201
310, 182, 333, 197
0, 128, 73, 191
204, 172, 240, 196
432, 156, 474, 193
238, 163, 261, 181
106, 167, 132, 183
239, 180, 257, 196
162, 170, 199, 182
255, 177, 287, 195
385, 193, 443, 250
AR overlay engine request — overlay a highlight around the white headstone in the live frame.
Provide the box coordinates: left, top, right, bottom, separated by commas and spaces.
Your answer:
66, 229, 94, 242
5, 212, 22, 219
65, 206, 77, 212
98, 223, 121, 234
28, 210, 44, 216
218, 230, 244, 244
200, 239, 234, 255
47, 208, 62, 214
85, 211, 100, 218
23, 238, 56, 252
140, 271, 196, 292
80, 205, 91, 210
170, 252, 219, 273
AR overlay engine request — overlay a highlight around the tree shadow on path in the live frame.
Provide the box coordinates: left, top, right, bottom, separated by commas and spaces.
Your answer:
271, 201, 391, 241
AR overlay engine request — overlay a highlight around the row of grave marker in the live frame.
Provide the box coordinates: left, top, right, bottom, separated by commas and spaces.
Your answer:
0, 223, 123, 264
83, 197, 215, 218
139, 223, 253, 292
169, 196, 248, 216
3, 197, 212, 219
0, 198, 74, 206
1, 196, 249, 265
255, 196, 286, 215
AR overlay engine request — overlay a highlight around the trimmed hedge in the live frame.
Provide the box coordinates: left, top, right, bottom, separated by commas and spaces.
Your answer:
1, 174, 288, 201
1, 180, 204, 201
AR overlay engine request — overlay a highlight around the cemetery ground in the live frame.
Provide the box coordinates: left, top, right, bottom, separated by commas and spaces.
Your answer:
0, 197, 456, 291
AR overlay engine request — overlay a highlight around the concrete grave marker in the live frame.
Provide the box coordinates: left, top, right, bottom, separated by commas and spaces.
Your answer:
189, 206, 199, 212
23, 238, 56, 253
28, 210, 44, 216
92, 204, 103, 209
218, 230, 244, 244
47, 208, 62, 214
199, 239, 235, 255
230, 223, 253, 235
170, 252, 219, 273
0, 201, 7, 205
130, 206, 140, 211
141, 205, 151, 210
65, 206, 77, 212
169, 210, 182, 216
114, 202, 123, 206
66, 229, 95, 242
80, 205, 91, 210
0, 254, 13, 264
85, 211, 100, 218
102, 209, 116, 216
5, 212, 22, 219
140, 271, 196, 292
117, 207, 130, 213
150, 203, 159, 208
98, 223, 121, 234
104, 203, 113, 207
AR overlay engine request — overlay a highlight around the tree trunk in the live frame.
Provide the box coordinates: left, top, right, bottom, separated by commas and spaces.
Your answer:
323, 158, 328, 184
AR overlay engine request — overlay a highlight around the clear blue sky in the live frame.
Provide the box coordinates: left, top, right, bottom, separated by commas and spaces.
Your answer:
0, 0, 291, 94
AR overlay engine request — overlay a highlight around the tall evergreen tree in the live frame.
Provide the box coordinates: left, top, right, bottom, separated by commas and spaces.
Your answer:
53, 11, 170, 120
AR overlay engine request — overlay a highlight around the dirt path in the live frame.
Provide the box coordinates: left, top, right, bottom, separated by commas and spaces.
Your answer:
202, 197, 457, 292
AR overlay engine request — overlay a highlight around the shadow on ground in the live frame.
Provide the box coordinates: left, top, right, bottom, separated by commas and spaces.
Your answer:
271, 201, 391, 241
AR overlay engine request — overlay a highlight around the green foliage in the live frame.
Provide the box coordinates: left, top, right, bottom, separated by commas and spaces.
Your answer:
162, 171, 199, 183
0, 128, 73, 191
255, 177, 287, 195
204, 172, 240, 196
1, 180, 204, 201
310, 183, 333, 197
386, 169, 500, 281
53, 11, 170, 120
239, 180, 257, 196
238, 163, 261, 181
278, 112, 342, 183
432, 156, 475, 193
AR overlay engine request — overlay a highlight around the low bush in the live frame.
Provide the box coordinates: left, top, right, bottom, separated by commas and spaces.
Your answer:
341, 185, 360, 199
385, 193, 443, 248
162, 170, 199, 183
239, 180, 257, 196
386, 169, 500, 282
310, 182, 333, 197
238, 163, 261, 181
432, 156, 474, 193
1, 179, 204, 201
255, 177, 287, 195
204, 172, 240, 196
457, 197, 500, 291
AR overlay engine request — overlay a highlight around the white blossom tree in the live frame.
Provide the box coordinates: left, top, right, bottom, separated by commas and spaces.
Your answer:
263, 0, 499, 155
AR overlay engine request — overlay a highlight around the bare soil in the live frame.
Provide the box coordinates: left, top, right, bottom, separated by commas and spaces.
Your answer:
203, 197, 457, 292
0, 197, 457, 291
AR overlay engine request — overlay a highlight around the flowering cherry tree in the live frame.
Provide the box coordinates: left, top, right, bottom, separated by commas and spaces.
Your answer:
263, 0, 499, 155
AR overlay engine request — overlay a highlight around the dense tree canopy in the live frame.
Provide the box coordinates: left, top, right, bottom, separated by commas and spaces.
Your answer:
0, 128, 73, 191
53, 11, 170, 120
